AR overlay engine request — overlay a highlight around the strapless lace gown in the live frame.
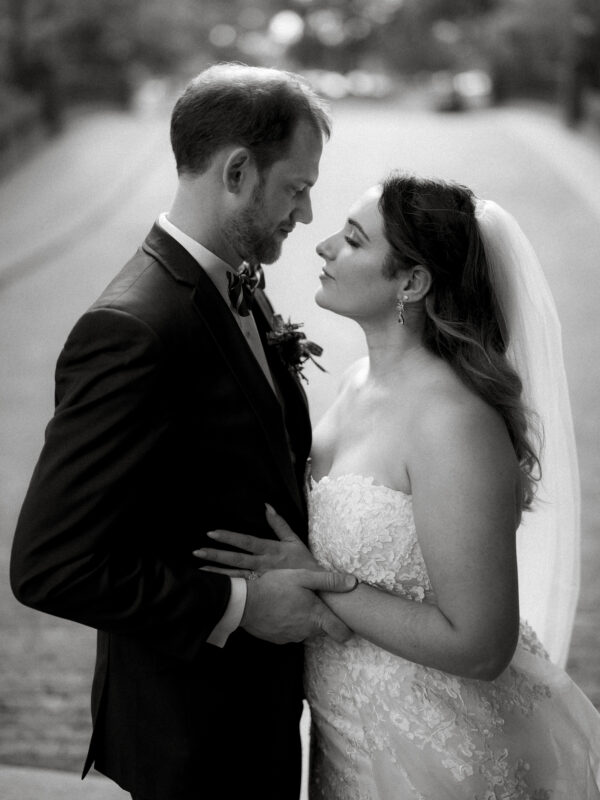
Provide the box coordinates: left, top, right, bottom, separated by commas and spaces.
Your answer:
305, 474, 600, 799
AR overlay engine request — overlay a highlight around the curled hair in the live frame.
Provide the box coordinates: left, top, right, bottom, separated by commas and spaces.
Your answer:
170, 63, 331, 176
379, 173, 541, 510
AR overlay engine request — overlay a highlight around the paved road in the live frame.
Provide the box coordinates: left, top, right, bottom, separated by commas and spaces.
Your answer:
1, 99, 599, 797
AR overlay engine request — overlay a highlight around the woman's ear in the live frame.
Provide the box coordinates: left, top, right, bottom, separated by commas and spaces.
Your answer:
222, 147, 254, 194
400, 265, 432, 302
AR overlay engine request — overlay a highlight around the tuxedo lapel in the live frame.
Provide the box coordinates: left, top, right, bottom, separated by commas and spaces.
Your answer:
191, 279, 305, 513
142, 225, 305, 514
252, 292, 312, 457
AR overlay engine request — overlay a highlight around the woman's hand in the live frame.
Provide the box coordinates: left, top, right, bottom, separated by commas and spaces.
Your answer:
193, 504, 321, 578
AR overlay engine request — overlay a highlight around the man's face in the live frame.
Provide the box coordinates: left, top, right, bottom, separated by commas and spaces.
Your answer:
227, 120, 323, 265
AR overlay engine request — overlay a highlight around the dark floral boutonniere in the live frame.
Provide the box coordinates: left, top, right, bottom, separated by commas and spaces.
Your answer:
266, 314, 326, 383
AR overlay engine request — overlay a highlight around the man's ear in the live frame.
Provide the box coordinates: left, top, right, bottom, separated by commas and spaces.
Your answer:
222, 147, 254, 194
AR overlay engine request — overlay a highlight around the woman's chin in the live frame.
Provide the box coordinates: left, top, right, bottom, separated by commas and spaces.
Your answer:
315, 290, 351, 320
314, 286, 329, 309
315, 287, 337, 311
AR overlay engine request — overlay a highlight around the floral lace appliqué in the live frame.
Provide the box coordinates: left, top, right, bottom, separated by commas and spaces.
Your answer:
305, 474, 564, 800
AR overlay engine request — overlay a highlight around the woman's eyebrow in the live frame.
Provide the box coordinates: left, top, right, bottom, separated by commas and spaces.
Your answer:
347, 218, 370, 241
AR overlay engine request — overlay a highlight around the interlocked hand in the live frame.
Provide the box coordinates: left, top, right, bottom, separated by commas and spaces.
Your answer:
240, 568, 357, 644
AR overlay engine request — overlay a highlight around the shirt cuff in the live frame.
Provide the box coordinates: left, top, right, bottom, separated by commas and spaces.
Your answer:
206, 577, 247, 648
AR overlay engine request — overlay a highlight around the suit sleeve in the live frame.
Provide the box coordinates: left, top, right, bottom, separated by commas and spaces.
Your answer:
10, 306, 231, 663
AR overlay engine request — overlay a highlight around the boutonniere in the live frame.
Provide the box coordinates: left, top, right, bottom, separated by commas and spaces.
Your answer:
266, 314, 326, 383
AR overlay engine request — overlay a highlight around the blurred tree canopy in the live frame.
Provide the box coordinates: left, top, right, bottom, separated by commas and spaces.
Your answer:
0, 0, 599, 132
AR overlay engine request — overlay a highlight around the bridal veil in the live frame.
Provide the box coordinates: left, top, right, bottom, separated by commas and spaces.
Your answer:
475, 200, 581, 667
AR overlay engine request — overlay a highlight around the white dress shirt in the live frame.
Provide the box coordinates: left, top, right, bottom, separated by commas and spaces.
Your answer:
158, 212, 275, 647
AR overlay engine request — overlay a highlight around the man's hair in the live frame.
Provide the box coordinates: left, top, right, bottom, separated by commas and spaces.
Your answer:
170, 63, 331, 176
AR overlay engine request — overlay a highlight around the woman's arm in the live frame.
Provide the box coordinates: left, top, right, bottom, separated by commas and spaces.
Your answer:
320, 396, 521, 680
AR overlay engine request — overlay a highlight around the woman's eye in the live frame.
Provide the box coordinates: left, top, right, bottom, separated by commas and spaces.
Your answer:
344, 236, 359, 249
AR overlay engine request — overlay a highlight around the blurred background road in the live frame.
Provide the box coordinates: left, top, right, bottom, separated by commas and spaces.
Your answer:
1, 0, 600, 797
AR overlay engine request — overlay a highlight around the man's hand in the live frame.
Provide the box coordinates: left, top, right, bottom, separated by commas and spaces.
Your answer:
240, 569, 357, 644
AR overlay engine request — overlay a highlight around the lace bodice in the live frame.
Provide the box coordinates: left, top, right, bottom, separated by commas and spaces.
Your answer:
309, 473, 434, 604
305, 474, 600, 799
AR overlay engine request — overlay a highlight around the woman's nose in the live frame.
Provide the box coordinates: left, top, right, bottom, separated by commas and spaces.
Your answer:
316, 237, 333, 260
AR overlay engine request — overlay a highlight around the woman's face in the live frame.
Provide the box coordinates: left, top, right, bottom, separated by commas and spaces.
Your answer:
315, 185, 402, 322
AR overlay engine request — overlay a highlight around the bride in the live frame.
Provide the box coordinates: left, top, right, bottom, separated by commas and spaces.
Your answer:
197, 173, 600, 798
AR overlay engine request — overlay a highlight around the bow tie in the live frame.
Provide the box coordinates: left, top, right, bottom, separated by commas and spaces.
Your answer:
227, 263, 264, 316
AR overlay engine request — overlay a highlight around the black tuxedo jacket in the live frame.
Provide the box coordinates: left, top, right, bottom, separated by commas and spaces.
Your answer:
10, 224, 312, 799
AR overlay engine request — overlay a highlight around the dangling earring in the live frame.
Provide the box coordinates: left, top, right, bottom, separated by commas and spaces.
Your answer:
396, 295, 408, 325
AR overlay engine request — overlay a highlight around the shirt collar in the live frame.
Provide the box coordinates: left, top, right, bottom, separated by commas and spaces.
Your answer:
157, 212, 239, 303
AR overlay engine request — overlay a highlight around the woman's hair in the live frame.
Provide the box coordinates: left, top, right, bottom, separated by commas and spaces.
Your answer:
170, 63, 331, 176
379, 172, 540, 510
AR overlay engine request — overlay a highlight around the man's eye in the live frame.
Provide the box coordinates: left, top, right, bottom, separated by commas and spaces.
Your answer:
345, 236, 359, 249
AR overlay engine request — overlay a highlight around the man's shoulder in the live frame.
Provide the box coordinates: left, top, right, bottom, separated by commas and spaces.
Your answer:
93, 246, 176, 312
84, 241, 197, 338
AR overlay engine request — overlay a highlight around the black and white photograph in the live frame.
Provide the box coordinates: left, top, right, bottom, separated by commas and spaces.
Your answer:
1, 1, 600, 798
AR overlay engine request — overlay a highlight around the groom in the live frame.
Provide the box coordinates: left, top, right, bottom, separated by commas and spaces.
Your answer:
10, 64, 356, 799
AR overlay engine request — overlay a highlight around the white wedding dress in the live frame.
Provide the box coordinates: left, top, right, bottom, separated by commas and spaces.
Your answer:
305, 474, 600, 799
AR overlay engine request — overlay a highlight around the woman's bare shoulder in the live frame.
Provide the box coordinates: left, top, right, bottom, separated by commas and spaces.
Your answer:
407, 364, 515, 465
405, 365, 520, 538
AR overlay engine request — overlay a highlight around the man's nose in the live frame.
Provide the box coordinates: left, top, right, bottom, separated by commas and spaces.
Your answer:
294, 192, 313, 225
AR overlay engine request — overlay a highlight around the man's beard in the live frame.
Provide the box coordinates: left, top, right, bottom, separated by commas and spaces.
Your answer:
224, 182, 283, 265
